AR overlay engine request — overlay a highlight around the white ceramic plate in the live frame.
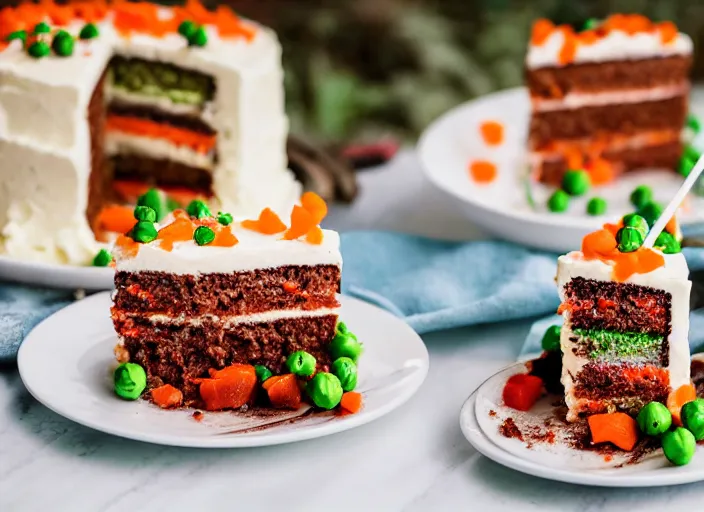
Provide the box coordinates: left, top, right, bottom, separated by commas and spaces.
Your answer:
0, 255, 113, 290
418, 87, 704, 253
18, 292, 429, 448
460, 362, 704, 487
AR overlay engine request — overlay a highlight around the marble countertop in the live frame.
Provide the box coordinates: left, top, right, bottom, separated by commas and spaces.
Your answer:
2, 152, 704, 511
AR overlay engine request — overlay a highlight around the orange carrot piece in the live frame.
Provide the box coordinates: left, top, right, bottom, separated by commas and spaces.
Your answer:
558, 26, 577, 65
262, 374, 286, 391
479, 121, 504, 146
241, 208, 286, 235
199, 364, 257, 411
306, 226, 324, 245
468, 160, 497, 183
157, 217, 195, 252
300, 192, 328, 224
97, 205, 136, 235
340, 392, 363, 414
115, 234, 140, 257
283, 205, 317, 240
667, 384, 697, 426
581, 229, 618, 259
211, 227, 238, 247
530, 18, 554, 46
266, 374, 301, 410
208, 364, 255, 380
151, 384, 183, 409
588, 412, 639, 451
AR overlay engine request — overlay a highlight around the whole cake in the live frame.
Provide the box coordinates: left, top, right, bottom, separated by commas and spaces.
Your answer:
0, 1, 298, 265
110, 192, 363, 414
556, 218, 691, 422
526, 15, 693, 185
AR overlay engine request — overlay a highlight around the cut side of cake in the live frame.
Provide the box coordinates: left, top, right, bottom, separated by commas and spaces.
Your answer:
0, 1, 298, 265
557, 222, 691, 422
110, 194, 351, 409
526, 15, 693, 185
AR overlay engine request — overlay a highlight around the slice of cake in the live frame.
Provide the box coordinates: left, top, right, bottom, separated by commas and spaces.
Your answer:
526, 15, 693, 185
110, 193, 361, 412
0, 1, 298, 265
556, 218, 691, 421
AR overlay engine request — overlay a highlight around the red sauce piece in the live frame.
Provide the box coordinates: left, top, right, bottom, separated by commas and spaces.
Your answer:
502, 374, 543, 412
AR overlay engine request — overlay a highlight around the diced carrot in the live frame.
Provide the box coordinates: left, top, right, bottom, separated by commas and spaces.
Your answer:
581, 228, 618, 259
479, 121, 504, 146
667, 384, 697, 426
208, 364, 254, 380
151, 384, 183, 409
97, 205, 136, 235
340, 392, 363, 414
283, 205, 317, 240
306, 226, 324, 245
199, 364, 257, 411
468, 160, 497, 183
157, 217, 195, 251
212, 226, 239, 247
300, 192, 328, 224
265, 373, 301, 410
502, 374, 543, 412
588, 412, 639, 451
241, 207, 286, 235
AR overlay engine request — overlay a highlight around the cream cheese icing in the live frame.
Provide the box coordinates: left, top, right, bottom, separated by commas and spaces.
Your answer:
526, 29, 693, 70
0, 7, 299, 265
556, 251, 691, 421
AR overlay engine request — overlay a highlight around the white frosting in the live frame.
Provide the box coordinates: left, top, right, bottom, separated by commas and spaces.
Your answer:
526, 29, 693, 69
531, 83, 689, 112
556, 251, 691, 421
112, 221, 342, 275
144, 307, 340, 327
105, 132, 214, 170
0, 11, 299, 265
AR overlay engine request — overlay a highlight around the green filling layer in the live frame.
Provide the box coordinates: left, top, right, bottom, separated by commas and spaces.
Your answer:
109, 56, 215, 106
572, 328, 664, 360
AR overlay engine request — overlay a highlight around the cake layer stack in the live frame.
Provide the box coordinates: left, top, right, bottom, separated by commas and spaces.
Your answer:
526, 15, 693, 185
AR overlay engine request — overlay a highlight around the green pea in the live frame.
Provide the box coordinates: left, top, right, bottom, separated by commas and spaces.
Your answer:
616, 226, 643, 253
637, 201, 664, 228
622, 213, 649, 238
336, 322, 351, 336
80, 23, 100, 40
681, 399, 704, 440
186, 199, 212, 219
133, 205, 157, 222
136, 188, 165, 221
130, 221, 158, 243
586, 197, 607, 216
654, 231, 681, 255
687, 114, 702, 134
114, 362, 147, 400
547, 190, 569, 213
178, 20, 197, 39
193, 225, 215, 246
286, 350, 317, 377
630, 185, 653, 210
254, 365, 272, 382
636, 402, 672, 436
92, 248, 112, 267
52, 31, 74, 57
166, 196, 181, 213
331, 357, 358, 392
684, 144, 701, 163
33, 22, 51, 35
217, 212, 233, 226
27, 41, 50, 58
662, 427, 696, 466
188, 26, 208, 47
541, 325, 561, 353
6, 30, 27, 45
561, 169, 590, 196
329, 330, 363, 363
679, 155, 696, 178
306, 372, 343, 409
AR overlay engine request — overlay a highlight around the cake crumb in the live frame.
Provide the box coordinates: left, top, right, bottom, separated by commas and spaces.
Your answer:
192, 411, 204, 422
489, 409, 497, 417
499, 418, 524, 441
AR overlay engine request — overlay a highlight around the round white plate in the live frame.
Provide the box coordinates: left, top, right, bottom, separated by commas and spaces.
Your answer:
460, 362, 704, 487
418, 87, 704, 253
0, 255, 113, 290
18, 292, 429, 448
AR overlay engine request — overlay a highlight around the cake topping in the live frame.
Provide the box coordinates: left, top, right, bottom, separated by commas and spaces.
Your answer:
616, 226, 644, 253
188, 26, 208, 47
186, 199, 211, 219
306, 372, 343, 410
687, 114, 701, 134
131, 220, 158, 243
193, 225, 215, 246
133, 205, 156, 223
286, 350, 317, 378
306, 226, 324, 245
27, 40, 50, 58
33, 21, 51, 35
468, 160, 497, 183
6, 30, 27, 45
241, 207, 286, 235
156, 216, 195, 251
178, 20, 197, 39
636, 200, 664, 228
622, 213, 649, 238
654, 231, 681, 254
586, 197, 607, 216
52, 30, 74, 57
479, 121, 504, 146
547, 189, 569, 212
92, 248, 112, 267
114, 362, 147, 400
79, 22, 99, 40
217, 211, 233, 226
331, 357, 358, 392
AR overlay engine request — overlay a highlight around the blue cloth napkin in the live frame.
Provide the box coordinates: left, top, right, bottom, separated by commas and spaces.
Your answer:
3, 231, 704, 364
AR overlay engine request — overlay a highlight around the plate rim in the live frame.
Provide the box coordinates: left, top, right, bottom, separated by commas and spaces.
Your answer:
0, 254, 114, 290
459, 361, 704, 487
18, 292, 430, 448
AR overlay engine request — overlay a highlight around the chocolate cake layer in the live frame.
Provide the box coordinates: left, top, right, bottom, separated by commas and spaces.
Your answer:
535, 139, 682, 185
572, 362, 670, 403
528, 95, 687, 149
113, 265, 341, 316
115, 314, 337, 404
564, 277, 671, 338
86, 71, 109, 235
112, 154, 214, 195
108, 102, 215, 135
526, 55, 691, 99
